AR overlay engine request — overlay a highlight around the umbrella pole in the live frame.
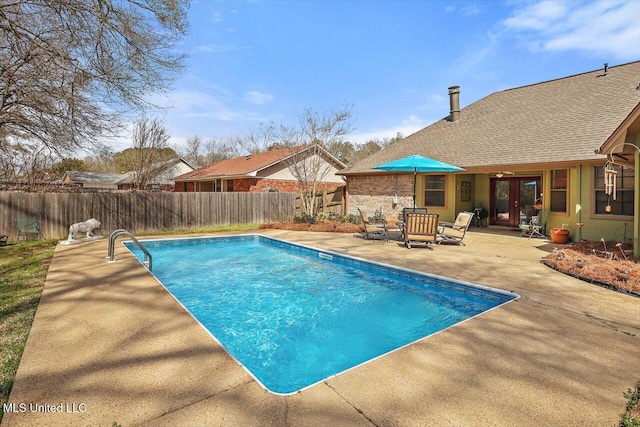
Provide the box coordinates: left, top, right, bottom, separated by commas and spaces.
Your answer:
413, 169, 417, 209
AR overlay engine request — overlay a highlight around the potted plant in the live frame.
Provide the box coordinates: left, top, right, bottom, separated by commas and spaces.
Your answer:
550, 228, 570, 244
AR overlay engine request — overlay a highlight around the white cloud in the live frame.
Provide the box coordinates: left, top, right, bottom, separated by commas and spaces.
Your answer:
444, 3, 482, 16
347, 115, 428, 144
151, 88, 269, 124
503, 0, 567, 31
503, 0, 640, 60
192, 44, 237, 53
244, 90, 274, 105
451, 31, 499, 75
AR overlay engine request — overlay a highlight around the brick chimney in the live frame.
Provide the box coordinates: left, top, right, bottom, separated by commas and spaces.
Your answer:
448, 86, 460, 122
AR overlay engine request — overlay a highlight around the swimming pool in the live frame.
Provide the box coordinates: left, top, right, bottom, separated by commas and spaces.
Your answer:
124, 234, 518, 394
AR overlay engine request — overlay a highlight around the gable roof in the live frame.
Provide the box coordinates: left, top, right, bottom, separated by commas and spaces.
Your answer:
64, 171, 131, 184
341, 61, 640, 175
116, 158, 195, 184
175, 144, 345, 181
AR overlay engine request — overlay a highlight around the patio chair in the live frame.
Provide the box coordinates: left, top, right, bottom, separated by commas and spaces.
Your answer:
397, 207, 427, 240
17, 216, 41, 241
519, 210, 547, 239
437, 211, 474, 246
0, 234, 7, 246
404, 213, 439, 249
357, 208, 387, 241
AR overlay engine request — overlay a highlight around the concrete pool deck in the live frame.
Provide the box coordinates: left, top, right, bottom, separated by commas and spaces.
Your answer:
3, 228, 640, 426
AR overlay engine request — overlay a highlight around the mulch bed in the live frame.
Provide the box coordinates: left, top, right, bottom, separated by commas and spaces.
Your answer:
542, 241, 640, 296
259, 219, 364, 234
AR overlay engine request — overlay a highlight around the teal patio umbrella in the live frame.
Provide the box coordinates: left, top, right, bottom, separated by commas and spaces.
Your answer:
372, 154, 465, 208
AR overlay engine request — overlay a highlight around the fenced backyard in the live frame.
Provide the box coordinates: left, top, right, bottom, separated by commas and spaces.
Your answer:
0, 192, 296, 240
294, 187, 345, 217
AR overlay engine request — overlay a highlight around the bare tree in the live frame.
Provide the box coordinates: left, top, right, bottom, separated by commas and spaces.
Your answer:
180, 135, 204, 167
203, 137, 238, 163
121, 116, 172, 189
83, 148, 118, 173
282, 107, 352, 215
0, 0, 188, 154
242, 122, 278, 153
0, 139, 55, 187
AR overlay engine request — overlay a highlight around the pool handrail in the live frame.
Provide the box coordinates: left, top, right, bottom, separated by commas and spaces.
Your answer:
108, 229, 152, 271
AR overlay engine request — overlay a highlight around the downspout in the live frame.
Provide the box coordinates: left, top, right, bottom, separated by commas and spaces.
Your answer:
576, 164, 582, 231
635, 148, 640, 258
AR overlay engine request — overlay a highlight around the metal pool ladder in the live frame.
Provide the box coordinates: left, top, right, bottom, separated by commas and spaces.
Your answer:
108, 229, 152, 271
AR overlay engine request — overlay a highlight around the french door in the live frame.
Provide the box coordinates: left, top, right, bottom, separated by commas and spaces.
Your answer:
490, 177, 541, 227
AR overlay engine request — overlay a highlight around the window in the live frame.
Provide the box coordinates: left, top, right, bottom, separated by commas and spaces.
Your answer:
550, 170, 568, 213
226, 179, 234, 192
424, 175, 445, 207
594, 164, 634, 216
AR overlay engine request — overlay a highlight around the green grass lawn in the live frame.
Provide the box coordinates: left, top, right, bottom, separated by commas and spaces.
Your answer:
0, 239, 57, 423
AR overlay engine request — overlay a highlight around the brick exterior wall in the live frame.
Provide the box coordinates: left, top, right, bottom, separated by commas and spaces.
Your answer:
248, 179, 343, 193
175, 178, 343, 193
346, 174, 415, 216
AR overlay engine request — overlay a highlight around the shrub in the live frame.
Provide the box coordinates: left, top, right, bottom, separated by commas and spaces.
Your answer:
293, 213, 316, 224
621, 384, 640, 427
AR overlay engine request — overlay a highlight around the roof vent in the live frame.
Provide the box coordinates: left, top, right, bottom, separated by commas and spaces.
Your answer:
448, 86, 460, 122
603, 62, 609, 76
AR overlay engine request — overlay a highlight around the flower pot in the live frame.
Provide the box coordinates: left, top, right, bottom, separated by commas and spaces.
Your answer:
550, 228, 570, 244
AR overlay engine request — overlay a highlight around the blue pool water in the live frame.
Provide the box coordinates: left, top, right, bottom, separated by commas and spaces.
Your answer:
124, 235, 518, 394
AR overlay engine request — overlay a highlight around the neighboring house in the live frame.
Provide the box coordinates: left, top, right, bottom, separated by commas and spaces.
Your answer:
116, 158, 195, 191
63, 171, 130, 190
174, 144, 345, 193
64, 158, 194, 191
340, 61, 640, 250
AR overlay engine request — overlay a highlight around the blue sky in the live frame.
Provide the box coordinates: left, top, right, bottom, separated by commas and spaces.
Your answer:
142, 0, 640, 151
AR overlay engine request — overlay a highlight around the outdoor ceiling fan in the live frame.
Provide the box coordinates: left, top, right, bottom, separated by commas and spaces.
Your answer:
494, 171, 515, 178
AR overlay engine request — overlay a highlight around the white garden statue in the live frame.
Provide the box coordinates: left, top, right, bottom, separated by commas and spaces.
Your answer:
67, 218, 102, 241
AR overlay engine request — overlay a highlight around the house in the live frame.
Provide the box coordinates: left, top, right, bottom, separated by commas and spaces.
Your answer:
116, 158, 195, 191
64, 158, 194, 191
174, 144, 345, 193
63, 171, 130, 190
339, 61, 640, 252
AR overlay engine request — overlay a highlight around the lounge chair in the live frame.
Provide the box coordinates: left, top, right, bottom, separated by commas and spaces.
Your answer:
404, 213, 439, 249
17, 216, 41, 241
397, 207, 427, 240
357, 208, 387, 241
519, 210, 547, 239
437, 211, 474, 246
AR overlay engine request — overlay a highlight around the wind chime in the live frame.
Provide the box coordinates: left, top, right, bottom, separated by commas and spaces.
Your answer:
604, 161, 618, 212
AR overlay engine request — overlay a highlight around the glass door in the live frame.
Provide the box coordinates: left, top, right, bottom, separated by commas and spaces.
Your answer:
519, 179, 541, 224
492, 179, 512, 226
490, 177, 541, 227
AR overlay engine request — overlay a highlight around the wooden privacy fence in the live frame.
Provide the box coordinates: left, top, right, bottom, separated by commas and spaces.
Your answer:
294, 187, 345, 216
0, 192, 296, 240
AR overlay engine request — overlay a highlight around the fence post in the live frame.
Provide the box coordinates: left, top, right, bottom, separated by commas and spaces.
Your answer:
322, 190, 327, 214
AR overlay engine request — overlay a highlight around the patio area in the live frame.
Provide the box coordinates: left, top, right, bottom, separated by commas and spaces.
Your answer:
3, 228, 640, 426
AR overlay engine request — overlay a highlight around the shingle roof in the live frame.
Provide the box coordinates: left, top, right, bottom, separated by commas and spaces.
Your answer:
64, 171, 130, 184
116, 158, 194, 184
175, 145, 344, 180
341, 61, 640, 175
